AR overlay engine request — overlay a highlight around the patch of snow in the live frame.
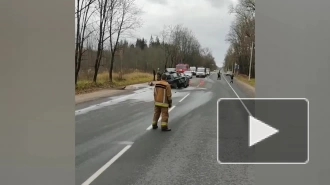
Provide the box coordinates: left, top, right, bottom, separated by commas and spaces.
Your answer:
75, 86, 187, 116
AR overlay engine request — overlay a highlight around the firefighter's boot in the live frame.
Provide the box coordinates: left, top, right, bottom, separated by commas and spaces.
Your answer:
161, 122, 171, 131
152, 121, 158, 129
162, 127, 171, 131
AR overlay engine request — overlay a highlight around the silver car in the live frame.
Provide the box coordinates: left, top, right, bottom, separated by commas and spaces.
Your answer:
183, 71, 193, 79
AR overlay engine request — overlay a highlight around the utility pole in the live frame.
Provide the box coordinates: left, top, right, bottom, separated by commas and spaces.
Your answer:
232, 61, 235, 75
248, 41, 254, 81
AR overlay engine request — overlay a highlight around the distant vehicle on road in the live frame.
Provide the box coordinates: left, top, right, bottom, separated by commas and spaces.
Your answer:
225, 71, 233, 76
196, 67, 206, 78
176, 63, 189, 73
183, 71, 193, 79
190, 66, 196, 75
206, 68, 210, 76
166, 68, 176, 72
165, 71, 186, 89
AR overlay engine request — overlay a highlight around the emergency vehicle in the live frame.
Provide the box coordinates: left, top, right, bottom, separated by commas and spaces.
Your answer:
176, 63, 189, 73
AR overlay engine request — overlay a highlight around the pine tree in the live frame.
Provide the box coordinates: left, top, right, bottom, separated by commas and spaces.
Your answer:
149, 35, 154, 47
155, 36, 161, 46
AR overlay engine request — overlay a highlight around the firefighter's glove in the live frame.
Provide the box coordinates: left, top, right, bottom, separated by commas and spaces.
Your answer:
168, 99, 172, 108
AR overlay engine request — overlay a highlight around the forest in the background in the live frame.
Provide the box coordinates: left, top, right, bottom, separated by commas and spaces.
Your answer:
223, 0, 255, 78
75, 0, 217, 85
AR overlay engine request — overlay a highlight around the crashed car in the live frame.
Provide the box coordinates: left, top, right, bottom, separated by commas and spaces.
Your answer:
164, 71, 186, 89
178, 72, 190, 87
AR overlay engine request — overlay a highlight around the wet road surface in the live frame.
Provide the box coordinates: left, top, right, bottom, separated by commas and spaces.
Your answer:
75, 73, 255, 185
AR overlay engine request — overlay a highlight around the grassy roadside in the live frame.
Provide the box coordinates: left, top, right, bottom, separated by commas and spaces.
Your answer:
75, 71, 153, 94
236, 74, 255, 87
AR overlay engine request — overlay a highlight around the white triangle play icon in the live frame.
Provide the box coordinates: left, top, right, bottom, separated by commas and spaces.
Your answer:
249, 116, 279, 147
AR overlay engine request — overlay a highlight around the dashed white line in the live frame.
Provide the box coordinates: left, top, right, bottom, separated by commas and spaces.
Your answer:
170, 105, 176, 111
81, 144, 132, 185
146, 106, 176, 130
117, 141, 134, 145
222, 74, 252, 116
179, 93, 190, 102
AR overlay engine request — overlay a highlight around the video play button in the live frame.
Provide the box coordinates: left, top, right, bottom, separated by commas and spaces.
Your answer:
249, 116, 279, 147
217, 98, 309, 164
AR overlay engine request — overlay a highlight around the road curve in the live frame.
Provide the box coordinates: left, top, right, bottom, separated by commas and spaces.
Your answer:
75, 73, 254, 185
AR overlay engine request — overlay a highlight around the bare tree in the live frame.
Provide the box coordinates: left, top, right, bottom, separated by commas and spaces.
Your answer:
165, 24, 201, 66
224, 0, 255, 76
108, 0, 142, 82
92, 0, 113, 82
160, 25, 172, 69
157, 24, 217, 70
77, 22, 218, 79
75, 0, 96, 85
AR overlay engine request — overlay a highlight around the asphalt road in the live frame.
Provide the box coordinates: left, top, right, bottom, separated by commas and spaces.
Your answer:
75, 72, 255, 185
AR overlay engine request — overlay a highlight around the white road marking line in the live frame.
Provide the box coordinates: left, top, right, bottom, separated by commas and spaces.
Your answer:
117, 141, 134, 145
81, 144, 132, 185
146, 106, 176, 130
169, 105, 176, 111
222, 74, 252, 116
179, 93, 190, 102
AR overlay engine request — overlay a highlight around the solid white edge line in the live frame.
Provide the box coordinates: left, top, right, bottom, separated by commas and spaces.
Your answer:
81, 145, 132, 185
179, 93, 190, 102
146, 106, 176, 130
221, 74, 252, 116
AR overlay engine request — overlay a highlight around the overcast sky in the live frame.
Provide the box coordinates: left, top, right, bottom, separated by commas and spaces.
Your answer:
128, 0, 238, 67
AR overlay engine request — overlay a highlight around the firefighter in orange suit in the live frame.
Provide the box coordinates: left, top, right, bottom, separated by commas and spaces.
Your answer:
152, 73, 172, 131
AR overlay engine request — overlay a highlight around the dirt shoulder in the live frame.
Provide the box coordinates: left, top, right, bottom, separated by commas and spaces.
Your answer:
76, 72, 154, 95
75, 89, 124, 104
234, 78, 255, 98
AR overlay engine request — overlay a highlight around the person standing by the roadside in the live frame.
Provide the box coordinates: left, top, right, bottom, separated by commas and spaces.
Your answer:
230, 74, 234, 83
156, 68, 161, 81
153, 69, 156, 81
